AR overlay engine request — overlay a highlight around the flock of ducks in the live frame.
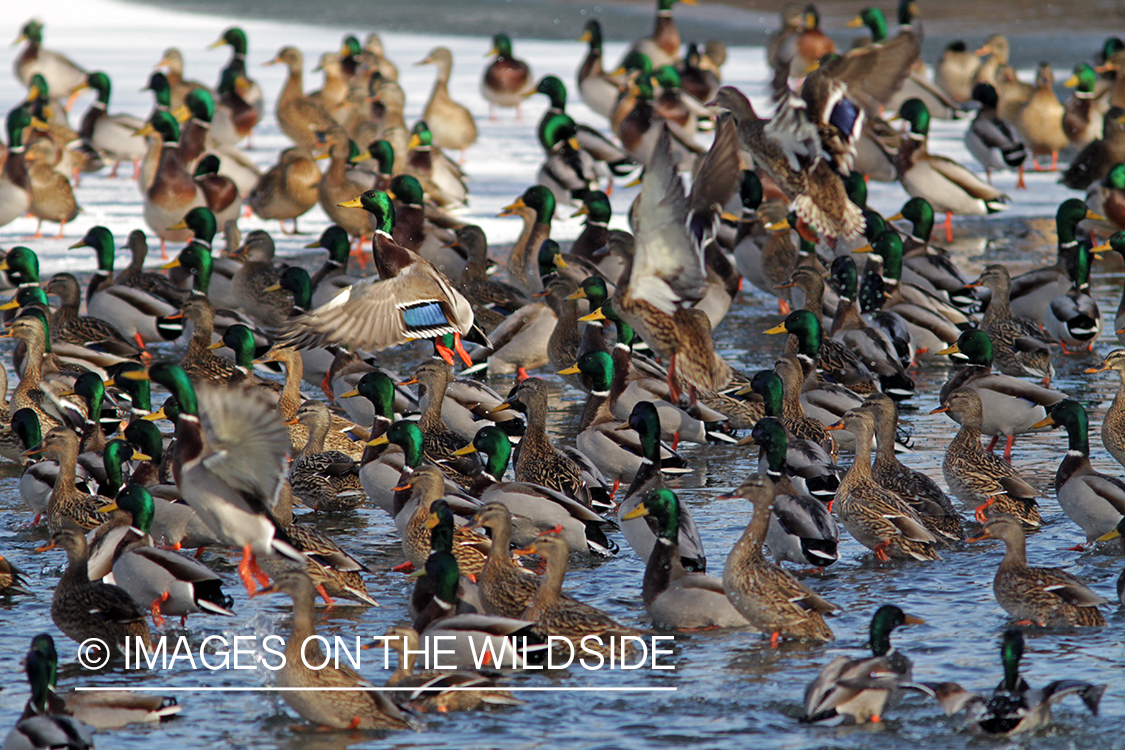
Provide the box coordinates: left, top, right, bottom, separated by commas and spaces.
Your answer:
4, 1, 1125, 745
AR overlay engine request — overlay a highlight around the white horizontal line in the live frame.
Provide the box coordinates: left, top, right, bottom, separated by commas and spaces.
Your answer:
74, 686, 677, 692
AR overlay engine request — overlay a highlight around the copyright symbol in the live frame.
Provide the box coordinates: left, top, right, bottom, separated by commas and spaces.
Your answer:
77, 639, 110, 670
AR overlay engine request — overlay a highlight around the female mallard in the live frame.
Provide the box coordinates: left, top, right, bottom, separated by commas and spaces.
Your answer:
257, 569, 410, 730
317, 129, 375, 241
828, 409, 940, 561
577, 20, 618, 119
802, 604, 925, 724
469, 502, 554, 618
1062, 63, 1107, 149
935, 41, 980, 103
43, 274, 141, 361
965, 83, 1026, 186
137, 110, 205, 246
767, 5, 835, 79
43, 525, 152, 654
623, 488, 749, 629
123, 363, 305, 596
75, 71, 146, 178
25, 428, 111, 533
400, 360, 478, 472
936, 629, 1105, 734
720, 474, 837, 645
481, 33, 534, 118
937, 329, 1066, 459
894, 98, 1008, 242
229, 230, 292, 331
88, 484, 235, 627
932, 388, 1041, 526
969, 517, 1106, 627
399, 466, 489, 576
1086, 349, 1125, 469
514, 533, 645, 655
417, 47, 477, 159
715, 86, 863, 241
0, 106, 34, 230
247, 146, 320, 234
282, 190, 475, 354
1016, 63, 1068, 175
859, 393, 964, 542
264, 46, 336, 149
383, 626, 520, 713
1031, 400, 1125, 542
170, 295, 239, 385
156, 47, 208, 109
24, 140, 77, 238
287, 400, 365, 513
451, 224, 532, 330
970, 264, 1053, 379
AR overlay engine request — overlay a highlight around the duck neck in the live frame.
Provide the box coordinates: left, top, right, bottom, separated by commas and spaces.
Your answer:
278, 358, 303, 419
300, 415, 330, 457
418, 379, 447, 434
525, 553, 565, 617
842, 423, 874, 486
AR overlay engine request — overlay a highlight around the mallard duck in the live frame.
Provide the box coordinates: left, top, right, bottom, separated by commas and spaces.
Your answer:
1031, 400, 1125, 542
305, 224, 362, 307
497, 184, 556, 295
1006, 199, 1101, 324
935, 41, 981, 103
20, 633, 179, 730
932, 388, 1041, 526
383, 626, 521, 713
316, 129, 375, 241
1084, 164, 1125, 234
482, 33, 534, 118
247, 146, 320, 234
282, 190, 476, 353
191, 154, 240, 228
156, 47, 207, 109
455, 427, 615, 554
969, 517, 1106, 627
765, 308, 877, 402
263, 46, 336, 149
828, 409, 940, 561
970, 264, 1053, 379
614, 72, 705, 170
894, 98, 1008, 243
256, 569, 410, 730
1063, 63, 1107, 149
469, 502, 559, 618
0, 106, 34, 230
535, 111, 599, 207
42, 274, 141, 361
12, 410, 96, 518
745, 416, 839, 568
170, 295, 239, 385
514, 533, 645, 655
577, 20, 618, 119
74, 71, 145, 178
42, 524, 152, 654
767, 4, 835, 79
137, 110, 205, 245
622, 488, 748, 629
405, 120, 468, 207
6, 655, 96, 750
398, 360, 477, 474
1015, 63, 1069, 175
859, 393, 964, 542
23, 140, 77, 238
626, 0, 694, 70
24, 428, 111, 533
287, 400, 364, 512
0, 555, 29, 595
80, 226, 184, 310
936, 629, 1105, 734
1086, 349, 1125, 469
1042, 243, 1101, 352
123, 364, 305, 596
88, 485, 234, 627
493, 377, 597, 503
207, 27, 263, 145
1059, 106, 1125, 190
802, 604, 926, 724
965, 83, 1026, 186
398, 466, 489, 576
938, 330, 1066, 459
719, 474, 836, 645
451, 224, 532, 331
385, 173, 462, 275
416, 47, 477, 159
13, 20, 87, 107
715, 87, 864, 241
228, 230, 291, 331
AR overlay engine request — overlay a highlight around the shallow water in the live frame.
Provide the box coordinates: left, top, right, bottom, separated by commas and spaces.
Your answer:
2, 1, 1125, 748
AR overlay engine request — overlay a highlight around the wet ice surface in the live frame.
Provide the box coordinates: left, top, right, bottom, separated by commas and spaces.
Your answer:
1, 1, 1124, 748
